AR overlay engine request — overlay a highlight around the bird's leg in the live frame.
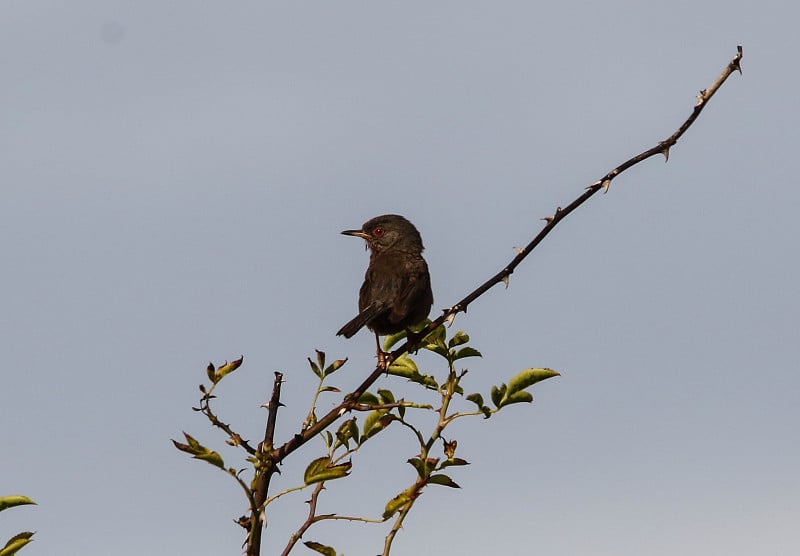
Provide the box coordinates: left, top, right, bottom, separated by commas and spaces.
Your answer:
374, 332, 389, 371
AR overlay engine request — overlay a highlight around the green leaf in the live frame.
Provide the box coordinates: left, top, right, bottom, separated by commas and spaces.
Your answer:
214, 356, 243, 381
387, 355, 418, 374
357, 391, 380, 406
453, 346, 482, 360
303, 541, 337, 556
307, 357, 322, 378
503, 391, 533, 406
361, 410, 391, 440
424, 322, 446, 345
315, 349, 326, 372
494, 368, 559, 408
383, 329, 407, 351
172, 433, 224, 469
196, 450, 225, 469
319, 385, 341, 393
427, 474, 461, 488
423, 340, 448, 358
333, 418, 357, 450
407, 457, 425, 477
383, 488, 414, 519
387, 357, 439, 390
466, 393, 484, 408
507, 368, 560, 395
377, 389, 395, 404
490, 384, 506, 408
323, 358, 347, 377
1, 532, 35, 556
0, 497, 35, 512
440, 457, 470, 469
447, 330, 470, 348
407, 457, 438, 477
303, 457, 352, 485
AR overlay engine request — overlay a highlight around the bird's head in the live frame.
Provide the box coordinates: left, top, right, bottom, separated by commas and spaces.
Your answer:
341, 214, 424, 254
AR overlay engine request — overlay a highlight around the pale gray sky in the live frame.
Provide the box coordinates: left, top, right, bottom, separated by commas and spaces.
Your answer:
2, 2, 798, 555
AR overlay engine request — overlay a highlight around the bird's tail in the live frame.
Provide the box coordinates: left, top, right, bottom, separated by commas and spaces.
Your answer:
336, 303, 385, 338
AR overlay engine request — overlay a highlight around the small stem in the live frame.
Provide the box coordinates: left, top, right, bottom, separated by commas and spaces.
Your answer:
281, 483, 325, 556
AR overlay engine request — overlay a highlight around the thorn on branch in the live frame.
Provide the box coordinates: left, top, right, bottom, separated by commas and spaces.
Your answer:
734, 45, 743, 74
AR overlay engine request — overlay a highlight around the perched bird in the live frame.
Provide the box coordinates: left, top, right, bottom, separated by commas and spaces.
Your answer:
337, 214, 433, 366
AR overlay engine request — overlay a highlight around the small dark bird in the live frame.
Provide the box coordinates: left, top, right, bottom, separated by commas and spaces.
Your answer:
337, 214, 433, 366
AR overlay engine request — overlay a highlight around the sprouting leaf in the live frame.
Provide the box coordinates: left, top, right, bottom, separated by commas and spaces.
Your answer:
214, 356, 243, 381
315, 349, 326, 372
333, 418, 357, 450
442, 439, 457, 459
427, 474, 461, 488
307, 357, 322, 378
383, 488, 414, 519
1, 532, 35, 555
303, 457, 352, 485
453, 346, 482, 361
440, 458, 470, 469
447, 330, 470, 348
304, 541, 337, 556
206, 363, 216, 383
466, 393, 484, 408
490, 384, 506, 408
172, 432, 225, 469
319, 386, 341, 394
323, 358, 348, 377
407, 457, 426, 477
0, 496, 36, 512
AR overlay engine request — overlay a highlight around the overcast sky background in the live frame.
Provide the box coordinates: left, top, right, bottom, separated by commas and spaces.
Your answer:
2, 2, 798, 555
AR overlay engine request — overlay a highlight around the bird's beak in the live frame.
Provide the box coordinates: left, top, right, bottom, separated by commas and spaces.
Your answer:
341, 229, 370, 239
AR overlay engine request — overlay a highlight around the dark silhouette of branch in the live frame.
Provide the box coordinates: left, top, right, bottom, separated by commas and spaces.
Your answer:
247, 371, 285, 556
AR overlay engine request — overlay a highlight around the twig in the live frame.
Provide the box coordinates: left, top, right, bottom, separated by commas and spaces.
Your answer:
281, 483, 325, 556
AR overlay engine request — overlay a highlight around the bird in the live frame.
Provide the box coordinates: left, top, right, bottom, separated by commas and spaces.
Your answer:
336, 214, 433, 367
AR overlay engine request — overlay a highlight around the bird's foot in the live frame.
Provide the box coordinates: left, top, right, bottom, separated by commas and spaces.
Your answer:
376, 349, 390, 371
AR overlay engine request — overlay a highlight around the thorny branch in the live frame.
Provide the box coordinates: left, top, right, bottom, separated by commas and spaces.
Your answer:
265, 46, 743, 474
247, 372, 285, 556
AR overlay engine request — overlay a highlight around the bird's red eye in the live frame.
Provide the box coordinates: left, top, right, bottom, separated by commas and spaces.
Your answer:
373, 227, 385, 237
